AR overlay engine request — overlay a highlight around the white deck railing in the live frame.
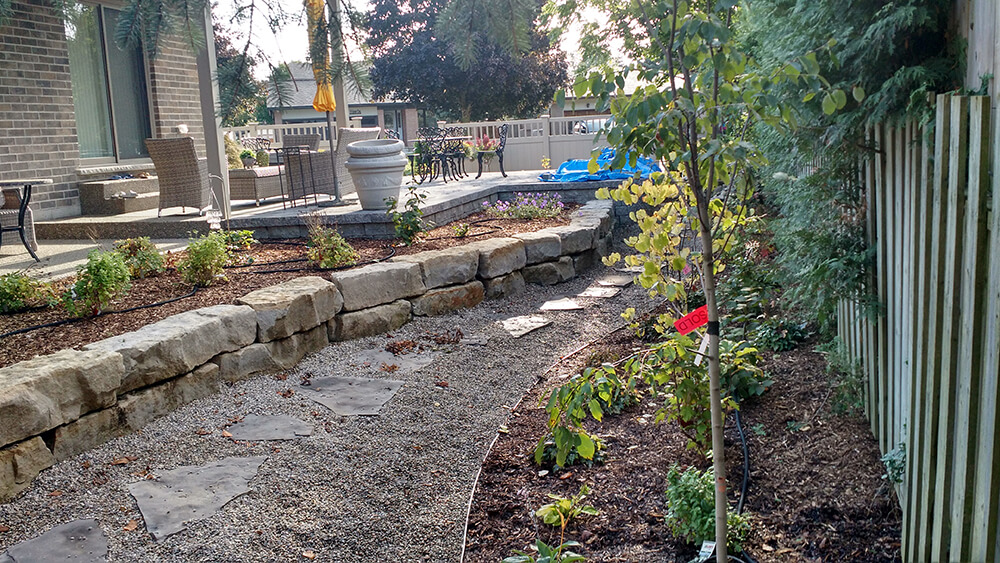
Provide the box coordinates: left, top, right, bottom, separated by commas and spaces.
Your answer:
222, 123, 336, 146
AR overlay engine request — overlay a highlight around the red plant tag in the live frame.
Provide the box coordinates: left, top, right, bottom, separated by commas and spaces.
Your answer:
674, 305, 709, 335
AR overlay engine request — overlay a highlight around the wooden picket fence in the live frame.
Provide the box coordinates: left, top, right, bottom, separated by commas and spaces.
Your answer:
837, 94, 1000, 561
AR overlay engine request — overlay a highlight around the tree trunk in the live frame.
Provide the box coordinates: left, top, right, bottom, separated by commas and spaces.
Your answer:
699, 222, 728, 563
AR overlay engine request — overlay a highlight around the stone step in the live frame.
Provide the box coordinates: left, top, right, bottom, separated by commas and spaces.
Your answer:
79, 177, 160, 215
83, 192, 160, 216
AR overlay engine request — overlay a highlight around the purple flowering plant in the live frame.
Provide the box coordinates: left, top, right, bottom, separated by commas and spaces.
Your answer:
481, 192, 565, 219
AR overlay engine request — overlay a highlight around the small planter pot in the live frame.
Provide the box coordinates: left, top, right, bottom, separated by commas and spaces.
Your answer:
242, 157, 256, 169
345, 139, 407, 210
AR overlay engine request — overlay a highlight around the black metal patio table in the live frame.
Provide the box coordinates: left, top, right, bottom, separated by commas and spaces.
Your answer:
0, 177, 51, 262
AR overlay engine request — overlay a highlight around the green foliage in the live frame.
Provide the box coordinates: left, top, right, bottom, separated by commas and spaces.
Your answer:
719, 340, 772, 403
751, 318, 807, 352
536, 485, 599, 529
214, 22, 268, 127
177, 232, 229, 287
818, 337, 866, 415
306, 224, 359, 269
664, 465, 751, 552
386, 185, 427, 246
224, 135, 243, 170
366, 0, 567, 121
0, 273, 54, 314
239, 149, 253, 160
219, 229, 257, 252
502, 540, 586, 563
452, 223, 471, 238
483, 192, 565, 220
254, 150, 269, 167
881, 442, 906, 485
63, 250, 131, 317
536, 362, 638, 467
112, 237, 165, 279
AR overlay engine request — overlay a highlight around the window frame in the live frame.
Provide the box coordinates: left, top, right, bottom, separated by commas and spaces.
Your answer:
69, 3, 155, 165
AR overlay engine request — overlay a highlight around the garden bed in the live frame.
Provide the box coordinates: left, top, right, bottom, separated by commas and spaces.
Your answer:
464, 337, 902, 562
0, 209, 574, 367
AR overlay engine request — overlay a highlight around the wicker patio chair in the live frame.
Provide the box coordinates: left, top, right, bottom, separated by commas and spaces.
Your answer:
144, 137, 213, 217
281, 134, 321, 151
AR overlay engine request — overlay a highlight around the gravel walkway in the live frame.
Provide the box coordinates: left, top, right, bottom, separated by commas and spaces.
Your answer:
0, 264, 645, 562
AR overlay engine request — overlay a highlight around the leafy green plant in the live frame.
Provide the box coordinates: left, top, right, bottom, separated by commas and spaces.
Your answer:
254, 149, 269, 167
62, 249, 131, 317
482, 192, 564, 219
502, 540, 586, 563
534, 432, 605, 470
537, 485, 599, 530
239, 149, 253, 160
719, 340, 772, 403
818, 337, 866, 415
386, 184, 427, 245
219, 229, 257, 252
750, 423, 766, 437
224, 135, 243, 169
664, 465, 751, 552
177, 232, 229, 287
452, 223, 471, 238
0, 272, 54, 313
536, 362, 639, 468
752, 318, 808, 352
881, 442, 906, 485
112, 237, 165, 279
306, 223, 359, 269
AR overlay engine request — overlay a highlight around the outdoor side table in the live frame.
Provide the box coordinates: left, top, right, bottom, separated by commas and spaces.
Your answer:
0, 177, 51, 262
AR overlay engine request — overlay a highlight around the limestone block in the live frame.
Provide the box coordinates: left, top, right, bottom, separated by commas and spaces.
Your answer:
50, 407, 123, 462
265, 325, 330, 369
596, 233, 613, 257
85, 305, 256, 394
0, 437, 54, 501
522, 256, 575, 286
573, 249, 598, 273
577, 200, 615, 236
0, 349, 123, 449
471, 237, 526, 279
119, 363, 221, 431
484, 271, 526, 300
393, 247, 479, 289
331, 262, 425, 312
514, 231, 562, 265
237, 276, 343, 342
329, 300, 411, 341
550, 224, 598, 255
213, 344, 281, 383
410, 281, 484, 316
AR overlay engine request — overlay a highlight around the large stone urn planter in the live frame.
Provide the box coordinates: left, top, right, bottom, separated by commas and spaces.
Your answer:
345, 139, 407, 210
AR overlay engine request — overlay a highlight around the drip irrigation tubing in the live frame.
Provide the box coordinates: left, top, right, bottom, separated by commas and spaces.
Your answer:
423, 226, 501, 241
0, 287, 198, 340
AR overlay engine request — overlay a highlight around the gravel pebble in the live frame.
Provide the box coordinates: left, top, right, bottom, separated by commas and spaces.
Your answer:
0, 262, 646, 562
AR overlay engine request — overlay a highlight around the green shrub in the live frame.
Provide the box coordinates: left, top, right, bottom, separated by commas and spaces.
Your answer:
386, 185, 427, 245
113, 237, 165, 279
0, 272, 54, 313
63, 250, 131, 317
752, 317, 808, 352
255, 149, 269, 167
664, 465, 751, 552
720, 340, 772, 404
224, 135, 243, 169
536, 485, 598, 529
502, 540, 586, 563
306, 224, 359, 269
178, 232, 229, 287
219, 229, 257, 252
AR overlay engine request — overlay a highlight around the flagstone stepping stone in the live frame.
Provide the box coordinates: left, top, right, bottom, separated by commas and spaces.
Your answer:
2, 519, 107, 562
300, 377, 404, 416
352, 348, 437, 373
597, 274, 634, 287
226, 415, 312, 441
578, 286, 622, 298
128, 456, 267, 541
539, 298, 584, 311
459, 335, 489, 346
500, 315, 552, 338
615, 266, 643, 274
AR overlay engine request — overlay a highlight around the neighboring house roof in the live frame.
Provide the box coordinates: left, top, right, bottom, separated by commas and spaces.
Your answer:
267, 62, 402, 110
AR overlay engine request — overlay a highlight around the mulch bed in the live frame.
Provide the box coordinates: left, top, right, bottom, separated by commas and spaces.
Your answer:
0, 210, 572, 367
464, 334, 902, 562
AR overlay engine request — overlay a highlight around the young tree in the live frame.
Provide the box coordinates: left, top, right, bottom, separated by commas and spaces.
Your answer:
366, 0, 567, 121
563, 1, 844, 558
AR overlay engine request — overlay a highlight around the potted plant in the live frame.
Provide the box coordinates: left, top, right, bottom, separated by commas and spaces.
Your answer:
240, 149, 256, 169
255, 149, 270, 167
344, 139, 407, 210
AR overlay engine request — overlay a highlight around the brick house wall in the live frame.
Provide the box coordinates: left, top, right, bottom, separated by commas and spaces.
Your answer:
0, 0, 209, 221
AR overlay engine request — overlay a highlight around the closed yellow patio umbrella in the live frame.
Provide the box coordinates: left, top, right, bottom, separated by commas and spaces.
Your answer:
305, 0, 344, 203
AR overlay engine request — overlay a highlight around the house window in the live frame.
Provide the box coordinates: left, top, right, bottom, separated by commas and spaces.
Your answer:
65, 5, 152, 161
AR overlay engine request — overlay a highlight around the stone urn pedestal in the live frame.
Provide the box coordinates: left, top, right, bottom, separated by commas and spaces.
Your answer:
345, 139, 407, 210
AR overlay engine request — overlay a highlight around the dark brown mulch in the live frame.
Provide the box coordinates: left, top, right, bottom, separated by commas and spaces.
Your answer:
0, 211, 572, 367
464, 337, 902, 563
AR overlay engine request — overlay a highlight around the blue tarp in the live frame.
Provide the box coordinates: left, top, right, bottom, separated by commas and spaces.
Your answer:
539, 148, 660, 182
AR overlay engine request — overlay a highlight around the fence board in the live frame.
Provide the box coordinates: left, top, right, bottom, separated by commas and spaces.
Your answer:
874, 125, 891, 453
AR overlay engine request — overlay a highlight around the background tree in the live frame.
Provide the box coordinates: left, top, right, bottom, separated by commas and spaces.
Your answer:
214, 21, 270, 126
366, 0, 568, 121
